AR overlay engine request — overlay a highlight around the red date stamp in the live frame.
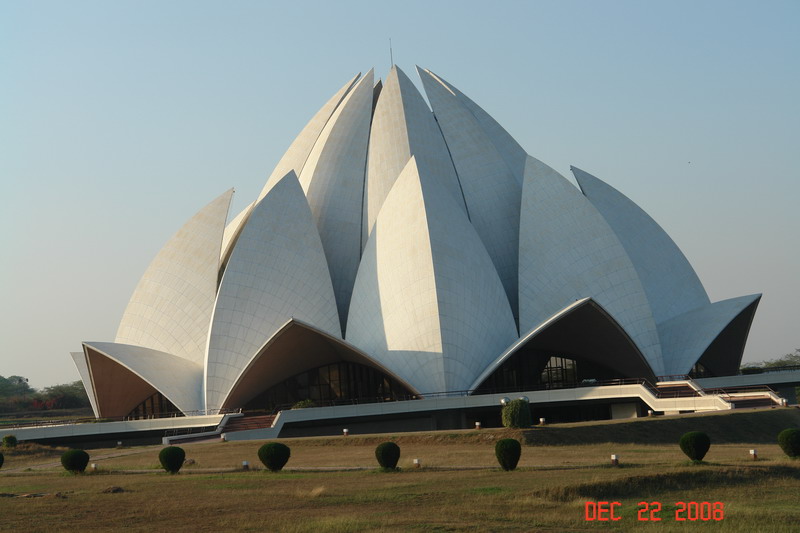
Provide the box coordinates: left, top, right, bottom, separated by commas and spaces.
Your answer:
584, 501, 724, 521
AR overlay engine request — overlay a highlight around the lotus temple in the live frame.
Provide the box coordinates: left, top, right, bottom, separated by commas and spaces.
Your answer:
25, 65, 796, 444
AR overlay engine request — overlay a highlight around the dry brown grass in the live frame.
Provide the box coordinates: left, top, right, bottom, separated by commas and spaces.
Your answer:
1, 430, 799, 532
0, 442, 69, 469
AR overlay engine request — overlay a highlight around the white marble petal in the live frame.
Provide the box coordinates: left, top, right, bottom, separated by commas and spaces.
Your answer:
420, 68, 527, 185
220, 201, 254, 264
257, 73, 361, 201
115, 189, 233, 365
520, 157, 664, 375
418, 67, 521, 321
659, 294, 762, 376
363, 66, 466, 249
299, 70, 374, 330
83, 341, 204, 416
70, 351, 99, 418
205, 171, 341, 412
347, 157, 518, 394
573, 167, 710, 325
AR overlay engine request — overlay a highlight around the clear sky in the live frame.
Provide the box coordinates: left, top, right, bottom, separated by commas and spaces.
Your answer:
2, 0, 798, 389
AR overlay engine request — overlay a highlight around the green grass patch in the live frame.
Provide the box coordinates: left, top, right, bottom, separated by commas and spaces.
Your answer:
470, 486, 505, 494
535, 465, 800, 501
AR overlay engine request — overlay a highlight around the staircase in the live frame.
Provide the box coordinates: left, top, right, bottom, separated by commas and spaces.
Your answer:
702, 385, 784, 410
222, 414, 276, 433
648, 379, 783, 412
162, 413, 276, 445
726, 396, 778, 409
656, 383, 700, 398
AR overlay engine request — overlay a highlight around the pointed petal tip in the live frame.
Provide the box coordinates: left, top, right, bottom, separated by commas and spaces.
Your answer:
737, 293, 763, 303
393, 64, 409, 77
346, 72, 362, 88
279, 169, 298, 181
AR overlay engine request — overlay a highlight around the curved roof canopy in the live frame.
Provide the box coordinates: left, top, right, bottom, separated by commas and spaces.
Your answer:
471, 298, 657, 391
82, 342, 203, 418
221, 319, 419, 409
659, 294, 762, 376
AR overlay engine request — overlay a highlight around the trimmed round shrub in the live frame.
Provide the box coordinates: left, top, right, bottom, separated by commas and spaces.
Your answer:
375, 442, 401, 470
258, 442, 291, 472
61, 449, 90, 473
158, 446, 186, 474
2, 435, 17, 448
0, 452, 4, 469
495, 438, 522, 471
679, 431, 711, 461
778, 428, 800, 458
501, 399, 532, 429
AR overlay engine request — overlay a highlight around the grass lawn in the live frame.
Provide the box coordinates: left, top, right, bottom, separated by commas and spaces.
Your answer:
2, 424, 799, 532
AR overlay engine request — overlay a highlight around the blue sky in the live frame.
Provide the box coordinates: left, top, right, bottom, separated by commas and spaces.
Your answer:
2, 0, 798, 388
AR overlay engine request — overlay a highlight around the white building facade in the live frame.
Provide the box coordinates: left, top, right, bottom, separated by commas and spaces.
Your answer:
73, 66, 761, 419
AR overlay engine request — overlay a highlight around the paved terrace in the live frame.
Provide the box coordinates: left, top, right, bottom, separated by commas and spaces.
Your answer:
9, 370, 799, 445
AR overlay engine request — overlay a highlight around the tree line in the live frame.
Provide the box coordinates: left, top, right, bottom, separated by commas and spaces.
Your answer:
740, 348, 800, 373
0, 375, 90, 413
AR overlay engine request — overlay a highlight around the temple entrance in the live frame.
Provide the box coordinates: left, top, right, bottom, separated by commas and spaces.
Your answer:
243, 361, 413, 412
471, 299, 656, 394
475, 350, 623, 394
126, 392, 182, 419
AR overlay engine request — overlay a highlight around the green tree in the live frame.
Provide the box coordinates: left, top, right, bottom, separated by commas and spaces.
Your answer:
0, 377, 90, 412
0, 375, 33, 398
740, 349, 800, 401
742, 349, 800, 371
36, 381, 90, 409
761, 349, 800, 368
